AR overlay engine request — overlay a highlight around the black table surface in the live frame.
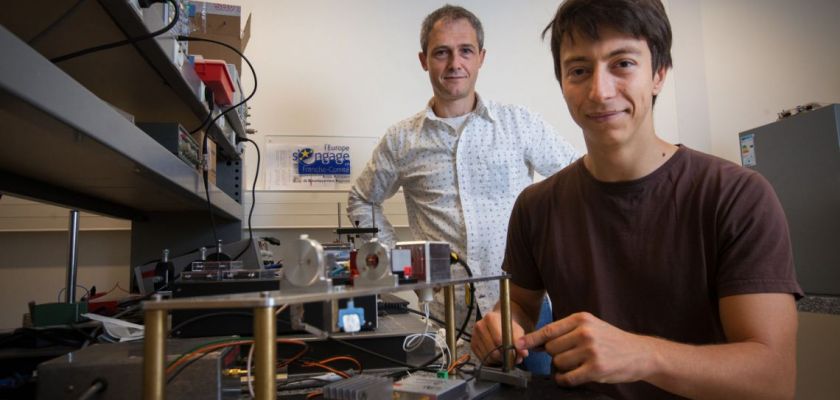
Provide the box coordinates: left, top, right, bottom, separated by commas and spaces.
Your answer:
485, 375, 612, 400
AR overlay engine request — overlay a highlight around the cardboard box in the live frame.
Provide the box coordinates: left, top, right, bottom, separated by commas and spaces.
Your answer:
188, 1, 252, 74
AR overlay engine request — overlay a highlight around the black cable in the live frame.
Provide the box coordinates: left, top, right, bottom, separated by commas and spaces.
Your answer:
453, 256, 481, 320
471, 343, 510, 383
175, 36, 257, 257
50, 0, 178, 63
203, 154, 219, 246
169, 312, 252, 336
449, 252, 478, 341
68, 322, 100, 346
327, 336, 441, 373
233, 137, 260, 261
169, 311, 293, 337
189, 104, 215, 135
29, 0, 89, 45
176, 36, 258, 135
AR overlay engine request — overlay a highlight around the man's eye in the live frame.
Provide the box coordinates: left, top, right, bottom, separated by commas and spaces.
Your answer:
616, 60, 635, 68
460, 48, 474, 55
568, 68, 587, 77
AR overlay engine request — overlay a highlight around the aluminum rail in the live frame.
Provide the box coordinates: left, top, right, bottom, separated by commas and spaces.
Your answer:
142, 275, 505, 310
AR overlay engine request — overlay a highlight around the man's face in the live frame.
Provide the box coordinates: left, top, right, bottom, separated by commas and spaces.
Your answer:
558, 27, 666, 149
419, 18, 485, 103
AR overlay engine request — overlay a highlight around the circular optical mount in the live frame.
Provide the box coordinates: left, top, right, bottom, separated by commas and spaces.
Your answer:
287, 235, 325, 287
356, 239, 391, 281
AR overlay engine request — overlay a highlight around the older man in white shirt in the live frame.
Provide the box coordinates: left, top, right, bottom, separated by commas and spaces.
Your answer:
347, 5, 577, 364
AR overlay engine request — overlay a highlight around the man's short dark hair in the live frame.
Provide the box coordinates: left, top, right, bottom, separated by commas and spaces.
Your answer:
420, 5, 484, 54
542, 0, 673, 84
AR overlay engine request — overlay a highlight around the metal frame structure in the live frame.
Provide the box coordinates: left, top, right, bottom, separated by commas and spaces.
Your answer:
142, 275, 515, 400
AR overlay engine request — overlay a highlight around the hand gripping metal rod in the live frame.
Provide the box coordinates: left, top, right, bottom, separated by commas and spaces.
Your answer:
500, 277, 514, 372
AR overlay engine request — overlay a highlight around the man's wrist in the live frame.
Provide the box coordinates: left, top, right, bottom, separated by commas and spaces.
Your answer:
637, 334, 667, 384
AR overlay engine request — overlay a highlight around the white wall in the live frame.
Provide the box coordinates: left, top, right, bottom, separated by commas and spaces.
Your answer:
233, 0, 685, 192
234, 0, 840, 187
682, 0, 840, 162
0, 229, 131, 330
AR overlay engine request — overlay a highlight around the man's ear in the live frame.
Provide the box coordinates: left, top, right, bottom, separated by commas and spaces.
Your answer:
419, 51, 429, 71
478, 48, 486, 68
652, 66, 668, 95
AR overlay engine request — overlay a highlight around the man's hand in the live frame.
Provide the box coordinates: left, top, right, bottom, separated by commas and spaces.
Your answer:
516, 312, 656, 386
471, 310, 529, 365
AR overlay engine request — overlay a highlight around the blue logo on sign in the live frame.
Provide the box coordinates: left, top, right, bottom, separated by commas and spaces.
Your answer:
292, 145, 351, 175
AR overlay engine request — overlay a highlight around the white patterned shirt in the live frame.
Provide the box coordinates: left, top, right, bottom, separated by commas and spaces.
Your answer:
348, 95, 578, 316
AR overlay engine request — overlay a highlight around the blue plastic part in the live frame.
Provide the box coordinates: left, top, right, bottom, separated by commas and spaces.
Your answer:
337, 299, 365, 330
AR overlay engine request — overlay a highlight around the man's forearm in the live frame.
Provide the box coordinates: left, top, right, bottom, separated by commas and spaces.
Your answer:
347, 188, 398, 247
643, 337, 795, 400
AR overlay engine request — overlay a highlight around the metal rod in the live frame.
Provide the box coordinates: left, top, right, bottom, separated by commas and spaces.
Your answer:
142, 275, 505, 311
143, 303, 167, 400
65, 209, 80, 303
500, 277, 513, 372
444, 285, 457, 367
253, 303, 276, 400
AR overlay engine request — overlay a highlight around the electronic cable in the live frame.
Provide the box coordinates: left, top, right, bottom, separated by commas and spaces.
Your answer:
176, 36, 258, 138
56, 285, 90, 302
450, 252, 478, 341
169, 311, 253, 337
189, 100, 216, 135
28, 0, 89, 45
402, 303, 451, 368
175, 36, 257, 258
470, 343, 511, 383
233, 137, 261, 261
50, 0, 178, 63
327, 336, 442, 374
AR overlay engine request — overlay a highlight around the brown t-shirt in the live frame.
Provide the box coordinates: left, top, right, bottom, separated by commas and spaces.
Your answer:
503, 146, 802, 399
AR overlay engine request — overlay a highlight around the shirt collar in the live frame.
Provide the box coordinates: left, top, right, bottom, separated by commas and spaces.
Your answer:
422, 93, 496, 125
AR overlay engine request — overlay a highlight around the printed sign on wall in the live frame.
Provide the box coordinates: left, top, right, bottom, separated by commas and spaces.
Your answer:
264, 136, 378, 191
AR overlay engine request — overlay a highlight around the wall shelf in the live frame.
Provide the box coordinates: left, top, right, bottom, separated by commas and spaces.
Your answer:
0, 25, 241, 221
0, 0, 246, 271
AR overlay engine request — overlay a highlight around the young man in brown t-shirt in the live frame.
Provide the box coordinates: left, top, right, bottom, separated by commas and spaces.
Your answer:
470, 0, 802, 399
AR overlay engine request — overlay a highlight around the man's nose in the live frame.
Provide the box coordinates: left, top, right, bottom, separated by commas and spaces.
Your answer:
589, 67, 616, 101
447, 55, 463, 71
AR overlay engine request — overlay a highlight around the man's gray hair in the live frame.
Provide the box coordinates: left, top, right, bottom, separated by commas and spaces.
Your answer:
420, 4, 484, 53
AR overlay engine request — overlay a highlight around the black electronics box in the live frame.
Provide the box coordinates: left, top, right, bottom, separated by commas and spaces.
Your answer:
37, 338, 239, 400
136, 122, 201, 170
170, 278, 299, 337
